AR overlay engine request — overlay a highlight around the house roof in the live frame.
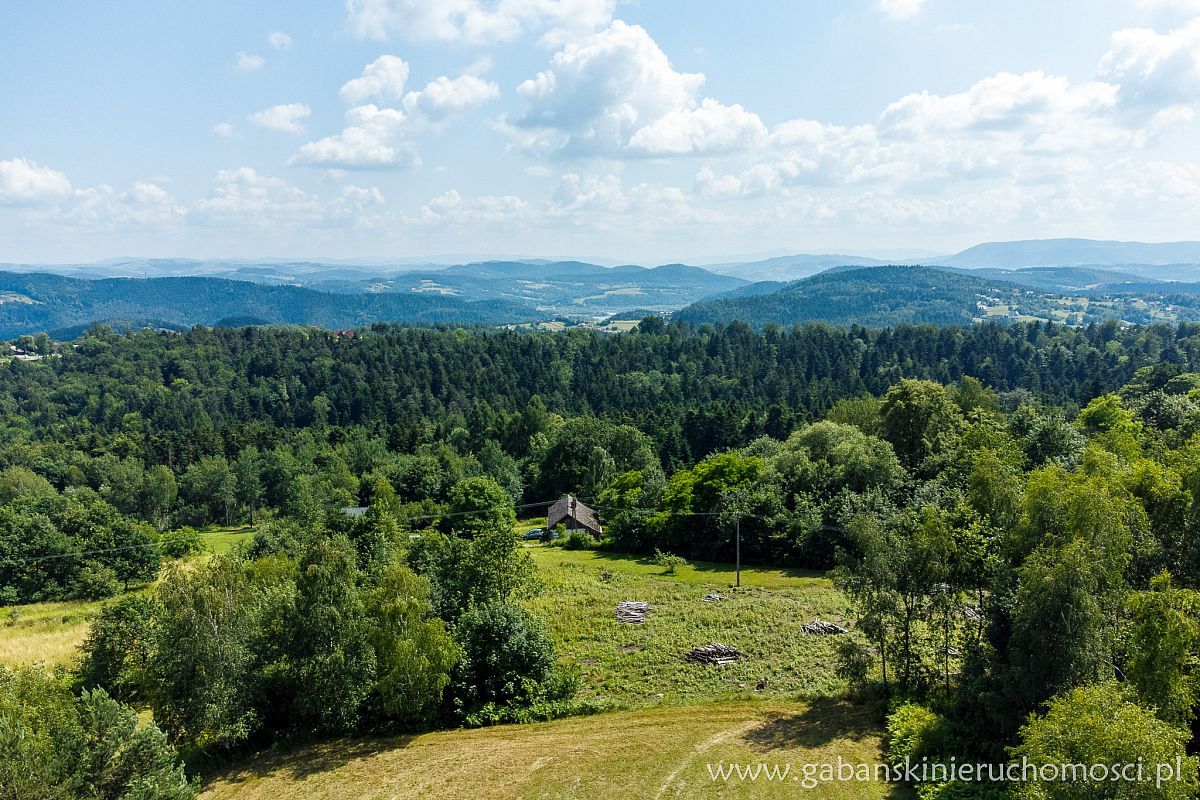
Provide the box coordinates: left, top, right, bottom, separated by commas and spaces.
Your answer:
547, 494, 602, 533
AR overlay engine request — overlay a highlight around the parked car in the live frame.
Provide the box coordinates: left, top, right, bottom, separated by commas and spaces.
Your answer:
521, 528, 545, 540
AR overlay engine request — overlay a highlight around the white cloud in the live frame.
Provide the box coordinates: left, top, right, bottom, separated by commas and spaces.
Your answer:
1100, 18, 1200, 108
66, 181, 183, 229
0, 158, 73, 205
402, 73, 500, 121
878, 0, 927, 20
340, 55, 410, 105
513, 21, 764, 156
417, 189, 534, 226
236, 52, 265, 71
627, 99, 767, 155
268, 31, 293, 51
248, 103, 312, 134
344, 0, 614, 45
191, 167, 322, 227
291, 104, 417, 169
213, 122, 237, 138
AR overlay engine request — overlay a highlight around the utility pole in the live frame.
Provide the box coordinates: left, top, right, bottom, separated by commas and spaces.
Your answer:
735, 514, 741, 588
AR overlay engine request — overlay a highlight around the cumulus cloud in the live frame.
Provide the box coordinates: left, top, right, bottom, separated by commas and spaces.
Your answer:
0, 158, 73, 205
510, 21, 763, 156
1101, 17, 1200, 108
340, 55, 410, 104
417, 189, 534, 226
191, 167, 322, 227
236, 52, 265, 71
402, 73, 500, 121
268, 31, 293, 51
878, 0, 927, 20
66, 181, 183, 229
627, 99, 767, 155
291, 105, 417, 169
248, 103, 312, 134
344, 0, 614, 45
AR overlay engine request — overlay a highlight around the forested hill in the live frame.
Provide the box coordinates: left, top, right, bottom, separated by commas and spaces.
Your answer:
673, 265, 1020, 327
6, 319, 1194, 468
0, 272, 539, 336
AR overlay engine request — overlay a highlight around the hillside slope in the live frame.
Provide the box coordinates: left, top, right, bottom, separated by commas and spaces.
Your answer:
200, 701, 889, 800
673, 265, 1022, 328
0, 273, 539, 336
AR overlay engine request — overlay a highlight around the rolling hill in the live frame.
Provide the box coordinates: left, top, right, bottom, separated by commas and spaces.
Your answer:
673, 265, 1026, 328
0, 273, 541, 337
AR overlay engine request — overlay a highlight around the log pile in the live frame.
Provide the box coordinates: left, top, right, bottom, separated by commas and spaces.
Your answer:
701, 592, 727, 603
615, 601, 650, 624
801, 619, 848, 635
685, 643, 744, 665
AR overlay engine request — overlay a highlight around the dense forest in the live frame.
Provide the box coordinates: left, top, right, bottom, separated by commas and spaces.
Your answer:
675, 264, 1200, 328
4, 318, 1200, 797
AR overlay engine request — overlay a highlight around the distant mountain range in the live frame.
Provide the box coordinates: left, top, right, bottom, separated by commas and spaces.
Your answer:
5, 239, 1200, 337
0, 273, 537, 338
927, 239, 1200, 269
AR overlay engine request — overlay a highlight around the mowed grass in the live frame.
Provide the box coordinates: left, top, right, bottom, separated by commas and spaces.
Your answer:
0, 526, 255, 669
201, 700, 896, 800
525, 546, 853, 706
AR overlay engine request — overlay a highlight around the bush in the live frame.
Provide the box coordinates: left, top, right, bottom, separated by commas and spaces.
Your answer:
652, 548, 687, 574
70, 562, 121, 600
562, 530, 597, 550
834, 638, 873, 696
77, 594, 161, 702
449, 600, 572, 724
161, 526, 204, 559
886, 702, 952, 766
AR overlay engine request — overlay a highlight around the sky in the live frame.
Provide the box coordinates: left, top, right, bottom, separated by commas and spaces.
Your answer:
1, 0, 1199, 264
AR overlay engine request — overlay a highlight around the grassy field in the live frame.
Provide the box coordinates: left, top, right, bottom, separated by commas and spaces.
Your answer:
525, 545, 852, 706
201, 700, 896, 800
0, 526, 255, 669
0, 596, 106, 669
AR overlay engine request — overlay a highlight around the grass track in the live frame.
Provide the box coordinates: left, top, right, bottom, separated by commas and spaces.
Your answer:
200, 700, 897, 800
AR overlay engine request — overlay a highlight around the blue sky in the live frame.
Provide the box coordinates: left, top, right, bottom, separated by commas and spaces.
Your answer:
1, 0, 1199, 263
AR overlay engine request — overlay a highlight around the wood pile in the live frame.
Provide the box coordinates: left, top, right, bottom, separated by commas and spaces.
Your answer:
615, 601, 650, 623
701, 592, 727, 603
685, 643, 743, 665
801, 619, 848, 635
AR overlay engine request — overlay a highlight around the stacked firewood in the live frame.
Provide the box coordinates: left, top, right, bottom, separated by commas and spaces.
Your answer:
615, 601, 650, 623
685, 643, 744, 665
801, 619, 848, 635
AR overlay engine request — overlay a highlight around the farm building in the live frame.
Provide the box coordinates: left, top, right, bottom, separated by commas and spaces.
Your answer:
547, 494, 602, 538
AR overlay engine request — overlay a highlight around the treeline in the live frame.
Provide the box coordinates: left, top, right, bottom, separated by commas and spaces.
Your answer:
2, 318, 1193, 469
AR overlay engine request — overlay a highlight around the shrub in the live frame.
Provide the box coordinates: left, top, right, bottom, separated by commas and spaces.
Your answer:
70, 562, 121, 600
886, 702, 952, 766
653, 548, 687, 575
161, 526, 204, 559
449, 600, 571, 724
77, 594, 161, 702
562, 530, 597, 550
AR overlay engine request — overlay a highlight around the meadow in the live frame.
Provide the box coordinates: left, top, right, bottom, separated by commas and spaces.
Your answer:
525, 546, 851, 706
199, 700, 894, 800
0, 525, 254, 669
